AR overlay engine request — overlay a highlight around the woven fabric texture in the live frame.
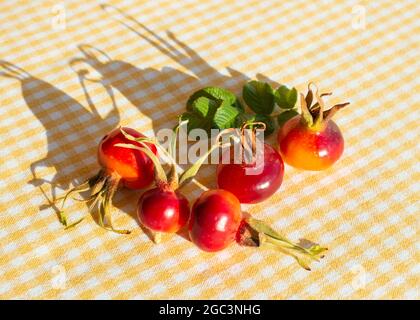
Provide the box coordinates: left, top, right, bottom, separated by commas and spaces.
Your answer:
0, 0, 418, 299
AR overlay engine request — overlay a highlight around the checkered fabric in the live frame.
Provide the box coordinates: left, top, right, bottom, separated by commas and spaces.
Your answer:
0, 0, 418, 299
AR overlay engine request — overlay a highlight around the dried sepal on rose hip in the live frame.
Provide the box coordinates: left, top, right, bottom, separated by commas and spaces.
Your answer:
189, 188, 327, 270
58, 127, 157, 233
237, 218, 327, 271
116, 122, 232, 243
277, 83, 350, 171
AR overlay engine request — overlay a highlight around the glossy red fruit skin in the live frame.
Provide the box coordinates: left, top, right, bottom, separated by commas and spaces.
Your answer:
277, 116, 344, 171
189, 189, 242, 252
216, 143, 284, 204
98, 127, 157, 189
138, 188, 190, 233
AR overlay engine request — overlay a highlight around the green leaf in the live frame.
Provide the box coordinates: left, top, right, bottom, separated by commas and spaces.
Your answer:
184, 87, 244, 133
274, 85, 298, 109
277, 109, 299, 127
191, 96, 219, 119
233, 99, 244, 112
213, 104, 240, 130
242, 80, 275, 115
180, 112, 211, 133
187, 87, 242, 111
234, 112, 248, 127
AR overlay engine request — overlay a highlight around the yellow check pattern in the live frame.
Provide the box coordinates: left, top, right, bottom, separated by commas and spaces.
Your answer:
0, 0, 418, 299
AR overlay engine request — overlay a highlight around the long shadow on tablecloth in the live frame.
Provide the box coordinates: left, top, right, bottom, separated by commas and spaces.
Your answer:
0, 60, 120, 224
96, 3, 280, 227
0, 5, 279, 237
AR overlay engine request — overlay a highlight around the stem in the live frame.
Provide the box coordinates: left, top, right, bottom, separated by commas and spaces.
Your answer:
238, 218, 327, 271
170, 120, 188, 161
177, 140, 228, 188
177, 127, 237, 188
166, 121, 188, 189
151, 230, 162, 244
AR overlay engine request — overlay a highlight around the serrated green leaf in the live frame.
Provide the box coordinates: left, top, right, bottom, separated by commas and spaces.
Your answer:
233, 99, 244, 112
234, 112, 249, 127
242, 81, 275, 115
277, 109, 299, 127
213, 104, 240, 130
274, 85, 298, 109
200, 87, 236, 105
187, 87, 242, 111
191, 96, 219, 119
180, 112, 211, 133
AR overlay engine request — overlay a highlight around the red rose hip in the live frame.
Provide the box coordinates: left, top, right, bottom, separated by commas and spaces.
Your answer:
98, 127, 156, 189
189, 189, 242, 252
138, 188, 190, 234
60, 127, 157, 233
217, 143, 284, 203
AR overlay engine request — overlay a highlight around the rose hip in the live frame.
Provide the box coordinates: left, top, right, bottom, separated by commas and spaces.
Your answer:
60, 127, 156, 233
277, 83, 350, 171
217, 143, 284, 203
138, 188, 190, 235
189, 189, 242, 252
189, 189, 327, 270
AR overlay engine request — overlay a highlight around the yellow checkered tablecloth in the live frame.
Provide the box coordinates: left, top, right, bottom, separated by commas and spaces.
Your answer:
0, 0, 418, 299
